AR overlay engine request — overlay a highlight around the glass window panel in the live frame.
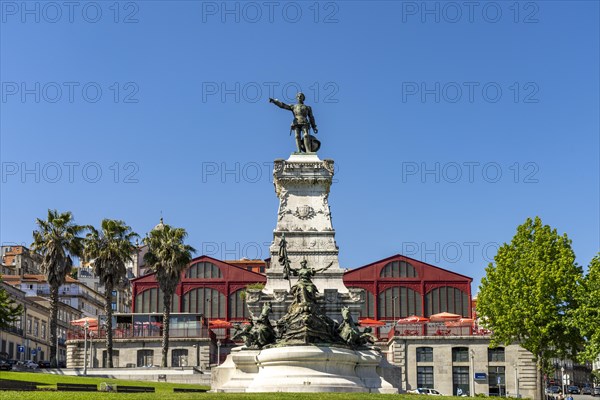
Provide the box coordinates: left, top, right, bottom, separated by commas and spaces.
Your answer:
452, 347, 469, 362
439, 287, 447, 312
453, 366, 470, 395
417, 366, 434, 388
400, 287, 408, 317
462, 292, 469, 317
488, 366, 506, 396
488, 348, 505, 362
417, 347, 433, 362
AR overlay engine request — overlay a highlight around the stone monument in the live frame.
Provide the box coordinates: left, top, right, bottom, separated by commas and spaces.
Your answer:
211, 95, 398, 393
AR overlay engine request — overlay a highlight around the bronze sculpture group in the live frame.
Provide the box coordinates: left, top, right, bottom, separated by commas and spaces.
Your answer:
231, 237, 376, 350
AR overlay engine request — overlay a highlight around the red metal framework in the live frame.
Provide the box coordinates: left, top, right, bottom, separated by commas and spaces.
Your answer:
131, 254, 473, 326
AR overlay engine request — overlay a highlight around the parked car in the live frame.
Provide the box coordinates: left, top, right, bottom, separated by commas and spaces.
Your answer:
593, 387, 600, 396
15, 360, 38, 369
581, 387, 593, 395
0, 360, 11, 371
408, 388, 442, 395
567, 386, 580, 395
37, 360, 51, 368
547, 386, 562, 394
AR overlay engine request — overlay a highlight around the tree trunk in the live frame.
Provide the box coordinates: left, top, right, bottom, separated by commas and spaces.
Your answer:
49, 284, 59, 367
105, 282, 114, 368
538, 354, 545, 400
162, 292, 171, 368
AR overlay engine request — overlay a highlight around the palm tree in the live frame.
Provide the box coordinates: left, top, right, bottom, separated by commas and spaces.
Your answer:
31, 209, 86, 367
84, 219, 138, 368
143, 219, 195, 367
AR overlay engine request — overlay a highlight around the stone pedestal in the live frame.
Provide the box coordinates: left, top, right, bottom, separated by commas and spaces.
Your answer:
247, 154, 362, 322
212, 346, 398, 394
265, 154, 343, 293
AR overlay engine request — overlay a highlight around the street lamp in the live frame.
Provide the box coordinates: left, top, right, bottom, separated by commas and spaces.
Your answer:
513, 362, 519, 398
89, 331, 94, 369
83, 320, 89, 375
561, 365, 565, 395
193, 344, 199, 368
470, 349, 475, 397
216, 340, 222, 366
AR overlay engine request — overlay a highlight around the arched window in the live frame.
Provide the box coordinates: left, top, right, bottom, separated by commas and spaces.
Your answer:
377, 286, 422, 319
186, 262, 222, 279
425, 286, 469, 317
380, 261, 417, 278
134, 288, 179, 313
182, 287, 225, 318
229, 290, 249, 320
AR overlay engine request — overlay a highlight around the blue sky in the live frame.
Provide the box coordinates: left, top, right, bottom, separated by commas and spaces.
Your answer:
1, 0, 598, 291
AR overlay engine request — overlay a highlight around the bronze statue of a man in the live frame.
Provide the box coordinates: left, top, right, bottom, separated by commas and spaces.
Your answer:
269, 92, 320, 153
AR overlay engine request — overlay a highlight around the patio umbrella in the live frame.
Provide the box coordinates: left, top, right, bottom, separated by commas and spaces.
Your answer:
397, 315, 429, 324
429, 312, 461, 322
70, 317, 98, 327
445, 318, 474, 327
209, 319, 232, 328
358, 318, 386, 327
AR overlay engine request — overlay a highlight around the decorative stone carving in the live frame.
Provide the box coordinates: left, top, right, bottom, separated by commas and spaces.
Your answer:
293, 205, 316, 220
349, 288, 364, 302
246, 289, 261, 303
273, 290, 286, 303
324, 289, 338, 303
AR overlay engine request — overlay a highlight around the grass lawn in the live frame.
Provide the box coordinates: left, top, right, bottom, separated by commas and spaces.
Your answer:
0, 371, 454, 400
0, 370, 208, 399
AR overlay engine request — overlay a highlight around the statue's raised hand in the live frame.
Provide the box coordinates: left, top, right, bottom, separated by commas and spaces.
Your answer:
269, 98, 276, 103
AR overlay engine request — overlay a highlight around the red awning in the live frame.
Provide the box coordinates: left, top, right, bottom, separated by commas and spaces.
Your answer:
209, 319, 232, 328
358, 318, 386, 327
70, 317, 98, 327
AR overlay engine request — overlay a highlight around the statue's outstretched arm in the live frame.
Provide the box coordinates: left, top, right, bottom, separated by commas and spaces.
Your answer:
308, 106, 318, 133
315, 261, 333, 273
269, 98, 292, 111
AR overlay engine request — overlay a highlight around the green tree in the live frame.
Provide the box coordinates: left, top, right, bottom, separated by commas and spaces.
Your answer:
84, 219, 138, 368
31, 209, 86, 367
573, 253, 600, 363
143, 219, 195, 367
477, 217, 582, 400
0, 276, 23, 328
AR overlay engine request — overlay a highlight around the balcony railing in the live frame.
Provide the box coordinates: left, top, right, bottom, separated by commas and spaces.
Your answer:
36, 288, 103, 305
3, 325, 24, 336
67, 326, 212, 341
387, 323, 489, 339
